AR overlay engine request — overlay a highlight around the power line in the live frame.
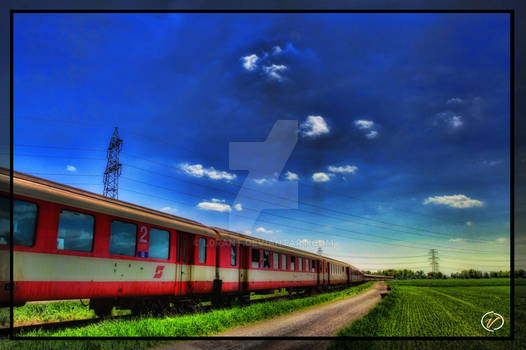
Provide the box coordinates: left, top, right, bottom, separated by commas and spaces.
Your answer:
13, 119, 503, 231
121, 160, 497, 245
13, 158, 503, 254
13, 140, 505, 243
120, 174, 495, 254
120, 152, 499, 242
118, 182, 497, 254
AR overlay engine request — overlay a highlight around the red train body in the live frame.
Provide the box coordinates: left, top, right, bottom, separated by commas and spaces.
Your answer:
0, 169, 391, 314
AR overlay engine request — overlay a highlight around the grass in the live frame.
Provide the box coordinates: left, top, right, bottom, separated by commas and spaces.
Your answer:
336, 279, 510, 337
328, 279, 522, 350
1, 300, 133, 327
0, 282, 374, 349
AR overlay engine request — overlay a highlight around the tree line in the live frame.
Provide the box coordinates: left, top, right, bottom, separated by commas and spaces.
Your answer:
362, 268, 524, 279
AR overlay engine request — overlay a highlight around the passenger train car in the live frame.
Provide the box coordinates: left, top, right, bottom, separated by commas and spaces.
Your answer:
0, 168, 391, 316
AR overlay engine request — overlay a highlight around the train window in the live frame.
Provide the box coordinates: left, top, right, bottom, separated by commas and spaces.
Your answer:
298, 257, 302, 271
290, 256, 295, 271
251, 249, 260, 268
0, 197, 38, 246
57, 210, 94, 252
305, 259, 309, 271
312, 260, 315, 272
198, 238, 206, 264
149, 228, 169, 260
231, 244, 237, 266
110, 220, 137, 256
273, 252, 279, 269
263, 251, 270, 269
281, 254, 286, 270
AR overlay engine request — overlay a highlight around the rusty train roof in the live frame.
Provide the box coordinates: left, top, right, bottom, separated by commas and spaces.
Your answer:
0, 167, 216, 237
1, 167, 362, 270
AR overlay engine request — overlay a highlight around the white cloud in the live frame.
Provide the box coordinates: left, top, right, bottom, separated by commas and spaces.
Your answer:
495, 237, 507, 244
354, 120, 374, 129
284, 171, 299, 181
312, 172, 331, 182
243, 230, 252, 235
435, 112, 464, 129
354, 119, 379, 138
466, 221, 473, 226
449, 115, 463, 128
300, 115, 330, 138
180, 163, 236, 181
234, 203, 243, 211
272, 45, 282, 55
262, 64, 288, 81
197, 198, 231, 213
447, 97, 463, 104
255, 227, 275, 234
253, 177, 277, 185
483, 160, 502, 167
328, 165, 358, 174
160, 206, 178, 214
66, 165, 77, 172
423, 194, 483, 208
448, 238, 465, 243
241, 54, 259, 71
365, 130, 379, 139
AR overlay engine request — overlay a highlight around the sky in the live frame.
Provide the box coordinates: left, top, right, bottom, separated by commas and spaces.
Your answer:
11, 12, 513, 274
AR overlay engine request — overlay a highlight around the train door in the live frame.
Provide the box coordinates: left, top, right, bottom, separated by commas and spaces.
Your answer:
176, 232, 192, 296
346, 267, 350, 284
316, 260, 320, 286
238, 244, 249, 292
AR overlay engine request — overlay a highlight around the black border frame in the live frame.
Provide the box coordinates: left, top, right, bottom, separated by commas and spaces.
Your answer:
8, 8, 515, 342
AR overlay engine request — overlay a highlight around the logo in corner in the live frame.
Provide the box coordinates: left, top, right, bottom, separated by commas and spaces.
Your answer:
481, 311, 504, 332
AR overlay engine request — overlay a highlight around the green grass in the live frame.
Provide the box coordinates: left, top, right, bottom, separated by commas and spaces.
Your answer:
389, 278, 511, 287
0, 307, 9, 326
13, 301, 96, 324
336, 280, 510, 337
328, 279, 522, 350
1, 300, 132, 327
0, 282, 374, 349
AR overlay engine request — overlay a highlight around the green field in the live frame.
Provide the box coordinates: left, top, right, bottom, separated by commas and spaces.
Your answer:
337, 279, 510, 337
329, 278, 522, 350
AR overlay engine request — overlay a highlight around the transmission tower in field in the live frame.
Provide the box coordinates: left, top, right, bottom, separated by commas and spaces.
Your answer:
428, 249, 439, 274
103, 127, 123, 199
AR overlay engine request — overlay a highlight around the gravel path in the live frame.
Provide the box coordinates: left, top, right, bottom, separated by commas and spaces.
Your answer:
156, 281, 387, 350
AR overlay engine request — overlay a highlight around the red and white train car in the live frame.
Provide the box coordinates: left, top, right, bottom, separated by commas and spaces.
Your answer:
0, 169, 389, 315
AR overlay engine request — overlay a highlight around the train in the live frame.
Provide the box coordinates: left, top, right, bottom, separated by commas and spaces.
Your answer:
0, 168, 392, 316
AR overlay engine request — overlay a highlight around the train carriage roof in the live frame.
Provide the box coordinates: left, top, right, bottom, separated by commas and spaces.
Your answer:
0, 168, 216, 238
214, 227, 360, 269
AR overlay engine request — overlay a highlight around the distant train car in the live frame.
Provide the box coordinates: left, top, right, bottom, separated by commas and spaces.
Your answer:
0, 168, 382, 316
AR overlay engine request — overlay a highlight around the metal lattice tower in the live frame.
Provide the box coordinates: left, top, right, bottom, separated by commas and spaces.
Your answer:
428, 249, 439, 274
103, 127, 123, 199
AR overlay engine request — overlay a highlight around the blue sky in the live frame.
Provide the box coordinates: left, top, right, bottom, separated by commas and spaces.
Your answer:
12, 13, 512, 273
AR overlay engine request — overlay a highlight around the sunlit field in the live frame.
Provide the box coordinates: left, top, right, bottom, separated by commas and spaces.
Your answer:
330, 278, 521, 350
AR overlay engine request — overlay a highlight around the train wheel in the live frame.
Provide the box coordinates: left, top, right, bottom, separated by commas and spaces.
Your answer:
90, 300, 113, 318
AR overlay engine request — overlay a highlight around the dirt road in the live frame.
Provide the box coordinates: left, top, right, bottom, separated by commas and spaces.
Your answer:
156, 281, 387, 350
